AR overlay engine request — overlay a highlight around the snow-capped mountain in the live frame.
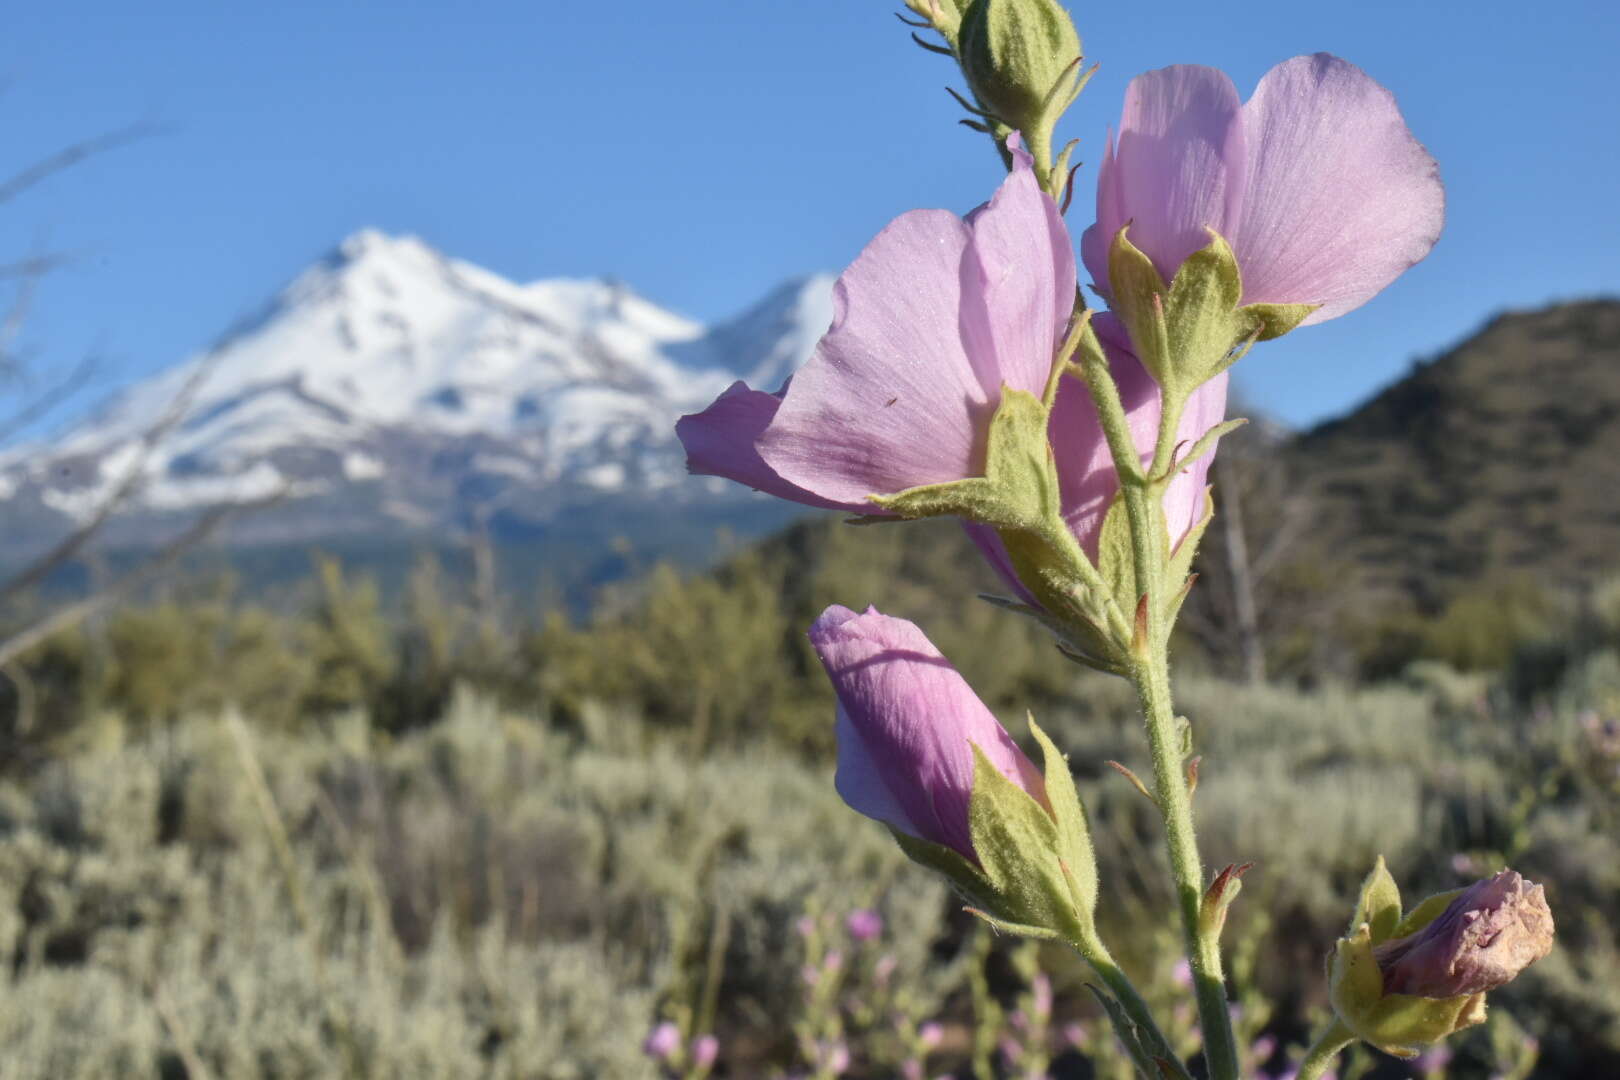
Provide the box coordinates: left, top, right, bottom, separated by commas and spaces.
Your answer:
0, 230, 834, 554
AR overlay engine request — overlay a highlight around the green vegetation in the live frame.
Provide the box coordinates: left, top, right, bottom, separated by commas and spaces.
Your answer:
2, 522, 1620, 1076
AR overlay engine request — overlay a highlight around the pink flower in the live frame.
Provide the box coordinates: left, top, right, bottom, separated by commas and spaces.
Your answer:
678, 148, 1228, 596
1082, 54, 1443, 325
642, 1021, 682, 1062
918, 1021, 944, 1049
1373, 870, 1554, 998
845, 908, 885, 942
809, 605, 1046, 861
690, 1035, 719, 1070
1031, 973, 1053, 1020
680, 144, 1072, 511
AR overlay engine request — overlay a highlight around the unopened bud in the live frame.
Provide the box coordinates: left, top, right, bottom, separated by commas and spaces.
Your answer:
690, 1034, 719, 1070
958, 0, 1081, 136
1374, 871, 1554, 998
642, 1022, 681, 1062
1328, 863, 1555, 1057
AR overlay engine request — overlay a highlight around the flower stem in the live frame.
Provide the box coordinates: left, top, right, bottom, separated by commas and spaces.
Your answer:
1296, 1019, 1356, 1080
1068, 929, 1192, 1080
1087, 352, 1240, 1080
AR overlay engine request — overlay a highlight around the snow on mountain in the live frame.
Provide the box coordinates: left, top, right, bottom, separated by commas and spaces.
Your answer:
0, 230, 834, 544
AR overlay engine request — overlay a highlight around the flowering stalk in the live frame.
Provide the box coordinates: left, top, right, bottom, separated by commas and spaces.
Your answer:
1076, 337, 1241, 1080
1296, 1021, 1356, 1080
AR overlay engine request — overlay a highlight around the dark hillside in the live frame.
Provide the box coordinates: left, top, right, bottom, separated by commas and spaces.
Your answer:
1288, 299, 1620, 611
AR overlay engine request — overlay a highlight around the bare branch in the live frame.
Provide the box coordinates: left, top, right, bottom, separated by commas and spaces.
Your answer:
0, 489, 282, 668
0, 123, 160, 208
0, 352, 219, 606
0, 350, 99, 444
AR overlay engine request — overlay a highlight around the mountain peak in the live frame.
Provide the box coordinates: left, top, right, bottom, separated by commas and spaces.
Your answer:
0, 234, 836, 545
333, 228, 438, 266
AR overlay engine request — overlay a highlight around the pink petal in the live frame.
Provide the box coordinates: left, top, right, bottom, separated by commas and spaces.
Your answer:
810, 605, 1044, 859
757, 210, 986, 507
761, 158, 1071, 507
1048, 314, 1226, 560
1080, 65, 1246, 291
675, 382, 862, 511
962, 154, 1078, 397
961, 522, 1037, 605
1164, 369, 1227, 545
1232, 54, 1443, 323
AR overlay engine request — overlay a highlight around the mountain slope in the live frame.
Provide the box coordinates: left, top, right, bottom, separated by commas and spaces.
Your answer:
0, 231, 834, 559
1286, 298, 1620, 609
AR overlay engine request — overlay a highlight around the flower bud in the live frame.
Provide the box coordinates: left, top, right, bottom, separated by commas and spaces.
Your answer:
1328, 861, 1554, 1058
1373, 871, 1554, 998
642, 1022, 681, 1062
958, 0, 1081, 136
845, 908, 884, 942
690, 1035, 719, 1071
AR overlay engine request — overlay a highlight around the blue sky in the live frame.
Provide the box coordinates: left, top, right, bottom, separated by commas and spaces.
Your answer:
4, 0, 1617, 431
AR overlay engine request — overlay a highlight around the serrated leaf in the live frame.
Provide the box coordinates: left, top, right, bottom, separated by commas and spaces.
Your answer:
1351, 856, 1403, 943
967, 744, 1069, 931
1027, 717, 1098, 923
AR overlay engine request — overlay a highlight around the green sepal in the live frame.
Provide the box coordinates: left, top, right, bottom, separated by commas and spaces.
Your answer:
889, 829, 995, 909
1392, 888, 1465, 938
976, 592, 1127, 676
966, 743, 1072, 932
1163, 487, 1213, 626
1107, 228, 1172, 382
1329, 924, 1487, 1057
1107, 227, 1307, 395
1168, 418, 1247, 479
1350, 855, 1403, 943
1241, 301, 1317, 341
872, 386, 1060, 533
1095, 496, 1138, 623
962, 906, 1062, 941
1027, 717, 1098, 923
957, 0, 1082, 138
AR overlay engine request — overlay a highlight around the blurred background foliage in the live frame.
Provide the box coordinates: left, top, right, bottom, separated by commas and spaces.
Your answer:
1, 509, 1619, 1077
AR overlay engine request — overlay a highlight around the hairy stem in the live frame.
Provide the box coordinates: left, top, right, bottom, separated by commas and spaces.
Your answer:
1069, 929, 1193, 1079
1087, 353, 1240, 1080
1296, 1019, 1356, 1080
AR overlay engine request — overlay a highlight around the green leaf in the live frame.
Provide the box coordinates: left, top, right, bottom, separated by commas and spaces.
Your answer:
967, 744, 1070, 931
873, 386, 1059, 533
1027, 717, 1098, 924
1085, 985, 1161, 1080
1351, 855, 1403, 943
